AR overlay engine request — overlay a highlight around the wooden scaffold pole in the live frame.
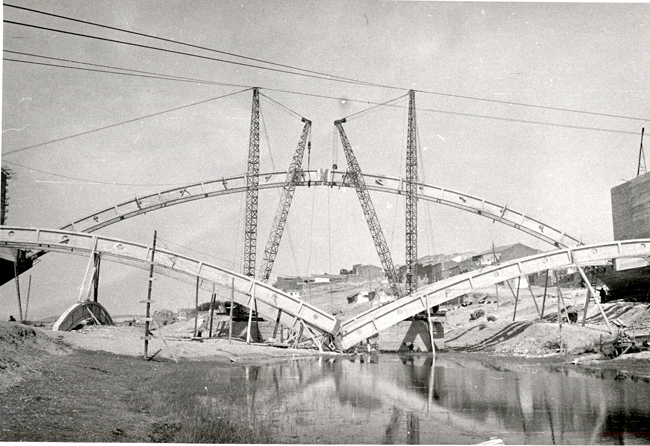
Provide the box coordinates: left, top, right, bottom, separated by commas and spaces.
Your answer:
143, 230, 157, 360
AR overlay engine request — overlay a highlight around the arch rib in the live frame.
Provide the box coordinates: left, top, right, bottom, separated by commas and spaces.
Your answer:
0, 226, 339, 337
55, 169, 580, 253
335, 239, 650, 350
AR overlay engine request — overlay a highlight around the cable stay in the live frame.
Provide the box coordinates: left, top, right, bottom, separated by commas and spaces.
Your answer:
334, 118, 403, 299
344, 93, 409, 122
259, 119, 311, 282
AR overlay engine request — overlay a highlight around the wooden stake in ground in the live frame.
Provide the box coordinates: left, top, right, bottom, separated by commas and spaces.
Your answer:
246, 281, 256, 343
541, 269, 549, 319
151, 318, 179, 363
426, 295, 436, 358
208, 285, 216, 338
143, 230, 157, 360
13, 261, 23, 322
576, 265, 613, 334
512, 277, 521, 321
193, 276, 200, 338
229, 277, 235, 344
24, 275, 32, 321
526, 277, 542, 319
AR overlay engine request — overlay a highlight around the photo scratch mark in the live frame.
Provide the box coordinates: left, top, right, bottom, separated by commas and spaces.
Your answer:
2, 124, 30, 133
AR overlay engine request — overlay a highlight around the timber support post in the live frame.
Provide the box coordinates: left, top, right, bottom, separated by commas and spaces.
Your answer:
229, 278, 235, 343
143, 230, 157, 360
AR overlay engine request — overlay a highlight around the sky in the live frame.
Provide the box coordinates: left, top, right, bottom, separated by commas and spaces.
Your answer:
1, 1, 649, 320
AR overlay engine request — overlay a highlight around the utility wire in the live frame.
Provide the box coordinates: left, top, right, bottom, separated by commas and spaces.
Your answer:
5, 49, 243, 87
3, 160, 198, 187
259, 92, 304, 121
3, 87, 251, 156
4, 19, 374, 87
4, 3, 379, 88
2, 53, 642, 158
4, 7, 648, 122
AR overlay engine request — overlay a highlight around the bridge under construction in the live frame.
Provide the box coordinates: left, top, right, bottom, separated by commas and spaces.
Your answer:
1, 89, 643, 353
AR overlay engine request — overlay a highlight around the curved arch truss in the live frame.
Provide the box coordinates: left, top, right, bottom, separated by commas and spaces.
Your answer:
58, 169, 581, 250
337, 238, 650, 349
3, 227, 648, 350
0, 226, 339, 339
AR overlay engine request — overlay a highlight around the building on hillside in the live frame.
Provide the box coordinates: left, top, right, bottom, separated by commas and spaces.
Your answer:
312, 273, 348, 284
431, 260, 460, 282
352, 264, 384, 281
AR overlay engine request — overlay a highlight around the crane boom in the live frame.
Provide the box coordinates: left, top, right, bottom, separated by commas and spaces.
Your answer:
259, 118, 312, 282
334, 119, 403, 299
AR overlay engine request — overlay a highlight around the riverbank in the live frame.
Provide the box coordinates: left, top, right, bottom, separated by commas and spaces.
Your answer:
3, 294, 650, 443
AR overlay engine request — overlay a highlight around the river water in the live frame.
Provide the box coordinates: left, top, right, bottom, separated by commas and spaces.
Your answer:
198, 353, 650, 444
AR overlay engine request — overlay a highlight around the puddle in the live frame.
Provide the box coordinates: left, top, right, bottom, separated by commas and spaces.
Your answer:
195, 353, 650, 444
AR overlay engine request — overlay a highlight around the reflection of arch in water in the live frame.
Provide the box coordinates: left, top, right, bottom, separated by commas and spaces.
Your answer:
52, 300, 114, 331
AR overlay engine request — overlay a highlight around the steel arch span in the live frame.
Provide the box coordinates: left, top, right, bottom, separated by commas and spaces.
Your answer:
0, 226, 339, 340
336, 238, 650, 350
58, 169, 581, 249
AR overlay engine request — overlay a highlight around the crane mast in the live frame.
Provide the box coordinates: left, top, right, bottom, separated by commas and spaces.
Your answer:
259, 118, 312, 282
405, 90, 418, 295
334, 119, 403, 299
243, 88, 260, 277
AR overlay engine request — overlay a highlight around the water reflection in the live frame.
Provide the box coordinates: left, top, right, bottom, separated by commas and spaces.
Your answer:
200, 354, 650, 444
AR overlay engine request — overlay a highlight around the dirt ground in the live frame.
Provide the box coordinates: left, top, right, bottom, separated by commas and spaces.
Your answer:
2, 286, 650, 441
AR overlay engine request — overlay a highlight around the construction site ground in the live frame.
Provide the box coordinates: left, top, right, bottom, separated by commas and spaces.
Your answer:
2, 283, 650, 441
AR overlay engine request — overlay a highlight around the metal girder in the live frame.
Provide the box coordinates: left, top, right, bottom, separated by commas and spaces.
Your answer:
405, 90, 418, 295
336, 238, 650, 349
0, 226, 340, 336
6, 170, 582, 293
243, 88, 260, 277
259, 119, 311, 282
334, 119, 403, 299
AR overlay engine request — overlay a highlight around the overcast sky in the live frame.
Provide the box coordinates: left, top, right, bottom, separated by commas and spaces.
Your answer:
2, 1, 649, 319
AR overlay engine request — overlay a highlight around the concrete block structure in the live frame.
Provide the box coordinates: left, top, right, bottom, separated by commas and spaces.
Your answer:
611, 171, 650, 240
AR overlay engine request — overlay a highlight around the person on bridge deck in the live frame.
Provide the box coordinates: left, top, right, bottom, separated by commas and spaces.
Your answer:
8, 315, 16, 322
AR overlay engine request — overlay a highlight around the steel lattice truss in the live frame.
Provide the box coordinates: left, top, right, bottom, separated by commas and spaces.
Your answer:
334, 119, 403, 298
243, 88, 260, 277
405, 90, 418, 296
259, 118, 312, 282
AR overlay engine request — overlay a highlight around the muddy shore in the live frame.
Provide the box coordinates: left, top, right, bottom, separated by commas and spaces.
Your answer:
2, 294, 650, 442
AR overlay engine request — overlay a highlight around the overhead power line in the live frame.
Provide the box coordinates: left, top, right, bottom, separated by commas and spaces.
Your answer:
4, 3, 378, 88
3, 87, 252, 155
3, 6, 648, 123
5, 49, 247, 87
3, 160, 197, 187
4, 19, 373, 88
2, 53, 641, 159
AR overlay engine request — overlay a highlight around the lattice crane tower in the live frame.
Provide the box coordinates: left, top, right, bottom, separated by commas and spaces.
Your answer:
334, 119, 403, 298
243, 88, 260, 277
259, 118, 312, 282
405, 90, 418, 295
